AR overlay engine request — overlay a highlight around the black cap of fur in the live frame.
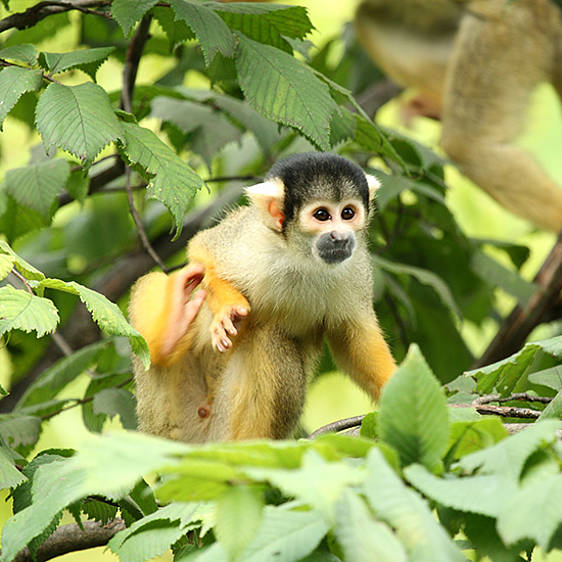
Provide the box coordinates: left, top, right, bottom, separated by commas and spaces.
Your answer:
265, 152, 370, 227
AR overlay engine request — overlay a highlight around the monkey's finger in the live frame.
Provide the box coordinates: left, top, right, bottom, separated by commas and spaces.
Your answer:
222, 315, 237, 336
183, 290, 206, 327
233, 306, 249, 317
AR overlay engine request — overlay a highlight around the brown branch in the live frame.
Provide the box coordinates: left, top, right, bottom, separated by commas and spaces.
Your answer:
11, 518, 125, 562
355, 79, 403, 117
309, 415, 366, 438
471, 404, 541, 419
474, 233, 562, 368
0, 185, 244, 412
0, 0, 110, 33
473, 392, 552, 405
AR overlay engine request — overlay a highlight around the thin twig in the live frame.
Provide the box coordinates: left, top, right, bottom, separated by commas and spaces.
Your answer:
50, 332, 73, 357
10, 270, 33, 294
471, 404, 541, 419
473, 392, 552, 405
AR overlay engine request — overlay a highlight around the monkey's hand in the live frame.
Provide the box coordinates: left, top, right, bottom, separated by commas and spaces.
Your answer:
159, 265, 206, 358
210, 304, 249, 353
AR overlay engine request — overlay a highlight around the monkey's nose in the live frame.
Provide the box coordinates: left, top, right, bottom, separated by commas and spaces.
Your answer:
329, 231, 346, 242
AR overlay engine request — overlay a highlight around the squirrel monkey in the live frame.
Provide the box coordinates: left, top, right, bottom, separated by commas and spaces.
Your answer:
129, 153, 396, 443
355, 0, 562, 232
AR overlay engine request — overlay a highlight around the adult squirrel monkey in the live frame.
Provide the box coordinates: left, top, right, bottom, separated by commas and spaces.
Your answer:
130, 153, 396, 443
355, 0, 562, 232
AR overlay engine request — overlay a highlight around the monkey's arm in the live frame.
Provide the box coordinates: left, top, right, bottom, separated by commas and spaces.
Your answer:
188, 241, 250, 352
129, 265, 206, 366
326, 314, 396, 401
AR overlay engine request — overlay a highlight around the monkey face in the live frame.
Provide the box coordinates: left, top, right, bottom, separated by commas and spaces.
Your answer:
298, 200, 365, 265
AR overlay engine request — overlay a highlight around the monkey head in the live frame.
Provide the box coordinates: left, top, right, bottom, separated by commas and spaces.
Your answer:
246, 152, 380, 265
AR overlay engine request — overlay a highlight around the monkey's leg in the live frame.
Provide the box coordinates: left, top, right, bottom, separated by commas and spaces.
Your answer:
207, 324, 307, 441
129, 265, 205, 366
188, 244, 250, 352
326, 315, 396, 401
441, 6, 562, 232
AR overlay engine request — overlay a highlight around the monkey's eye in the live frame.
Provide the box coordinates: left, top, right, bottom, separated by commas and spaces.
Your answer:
313, 208, 331, 222
341, 207, 355, 220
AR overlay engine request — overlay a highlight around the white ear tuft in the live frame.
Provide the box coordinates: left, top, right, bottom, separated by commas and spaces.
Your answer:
365, 174, 381, 192
245, 178, 284, 201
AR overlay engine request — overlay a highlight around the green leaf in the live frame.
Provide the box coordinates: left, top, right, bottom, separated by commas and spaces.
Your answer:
528, 365, 562, 391
16, 342, 106, 409
151, 96, 242, 167
0, 44, 38, 65
0, 254, 14, 281
0, 285, 59, 337
466, 336, 562, 395
404, 464, 517, 518
378, 344, 449, 469
538, 391, 562, 420
64, 169, 90, 203
81, 497, 118, 524
375, 171, 445, 211
447, 416, 508, 461
456, 419, 561, 480
244, 450, 364, 521
169, 0, 236, 65
38, 47, 115, 81
36, 278, 150, 368
0, 240, 45, 280
373, 254, 461, 319
497, 473, 562, 549
215, 486, 263, 560
0, 67, 43, 129
36, 82, 124, 165
335, 489, 407, 562
153, 6, 195, 47
0, 414, 41, 449
92, 387, 137, 429
471, 250, 537, 306
241, 506, 329, 562
5, 158, 70, 218
118, 120, 205, 236
211, 2, 313, 40
364, 449, 465, 562
111, 0, 158, 36
235, 34, 336, 150
0, 446, 26, 489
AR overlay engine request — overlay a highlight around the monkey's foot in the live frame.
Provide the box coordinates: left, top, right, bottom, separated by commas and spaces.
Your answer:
210, 304, 249, 352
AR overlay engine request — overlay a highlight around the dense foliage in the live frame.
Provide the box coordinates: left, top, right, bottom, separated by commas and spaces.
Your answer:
0, 0, 560, 560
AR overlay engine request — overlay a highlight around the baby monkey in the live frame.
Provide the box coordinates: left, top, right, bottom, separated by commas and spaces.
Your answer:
130, 152, 396, 443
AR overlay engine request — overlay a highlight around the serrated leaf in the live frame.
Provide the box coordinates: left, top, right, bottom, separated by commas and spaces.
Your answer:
0, 44, 38, 65
215, 486, 263, 560
335, 489, 406, 562
111, 0, 158, 36
538, 391, 562, 420
235, 34, 335, 150
0, 67, 43, 129
16, 342, 106, 409
241, 506, 329, 562
455, 419, 561, 480
118, 120, 205, 236
38, 47, 115, 81
373, 255, 461, 319
0, 446, 26, 489
0, 240, 45, 280
471, 250, 537, 306
466, 336, 562, 396
447, 416, 508, 461
364, 449, 465, 562
169, 0, 236, 65
37, 278, 150, 368
404, 464, 517, 518
5, 158, 70, 218
0, 285, 59, 337
0, 414, 41, 449
81, 498, 118, 524
92, 387, 137, 429
497, 474, 562, 548
0, 191, 47, 241
153, 5, 194, 47
378, 344, 449, 469
36, 82, 124, 165
528, 365, 562, 391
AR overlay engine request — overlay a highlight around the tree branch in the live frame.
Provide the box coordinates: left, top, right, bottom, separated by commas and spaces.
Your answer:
0, 0, 110, 33
474, 233, 562, 368
309, 415, 366, 438
11, 518, 125, 562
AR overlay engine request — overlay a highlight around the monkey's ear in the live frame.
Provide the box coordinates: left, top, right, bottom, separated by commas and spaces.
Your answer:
365, 174, 381, 204
245, 178, 286, 231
